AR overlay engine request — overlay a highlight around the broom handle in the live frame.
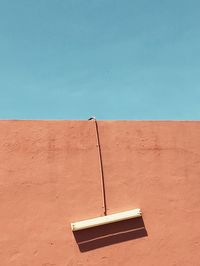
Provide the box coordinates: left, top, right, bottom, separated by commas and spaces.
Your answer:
90, 118, 107, 216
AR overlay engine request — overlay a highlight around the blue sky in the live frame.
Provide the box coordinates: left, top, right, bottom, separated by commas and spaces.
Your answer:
0, 0, 200, 119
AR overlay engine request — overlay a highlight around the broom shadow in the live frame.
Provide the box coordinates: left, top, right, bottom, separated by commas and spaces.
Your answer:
73, 216, 147, 252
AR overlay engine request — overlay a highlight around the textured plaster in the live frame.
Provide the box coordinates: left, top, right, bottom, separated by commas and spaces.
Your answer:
0, 121, 200, 265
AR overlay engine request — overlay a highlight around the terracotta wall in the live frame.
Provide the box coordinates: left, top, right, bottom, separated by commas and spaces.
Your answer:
0, 121, 200, 266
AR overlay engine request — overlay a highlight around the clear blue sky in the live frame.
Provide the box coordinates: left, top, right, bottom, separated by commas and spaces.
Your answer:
1, 0, 200, 119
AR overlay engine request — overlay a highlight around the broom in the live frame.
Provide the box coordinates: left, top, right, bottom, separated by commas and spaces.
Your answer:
71, 117, 141, 231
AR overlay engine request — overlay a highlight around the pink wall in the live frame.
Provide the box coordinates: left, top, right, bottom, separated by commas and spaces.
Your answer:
0, 121, 200, 265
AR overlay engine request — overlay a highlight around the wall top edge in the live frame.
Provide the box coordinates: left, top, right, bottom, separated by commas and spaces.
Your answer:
0, 120, 200, 122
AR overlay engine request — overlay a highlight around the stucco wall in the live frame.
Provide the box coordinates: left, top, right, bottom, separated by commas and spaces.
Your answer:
0, 121, 200, 265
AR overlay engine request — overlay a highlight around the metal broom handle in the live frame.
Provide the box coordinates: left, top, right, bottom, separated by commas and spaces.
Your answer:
88, 117, 107, 216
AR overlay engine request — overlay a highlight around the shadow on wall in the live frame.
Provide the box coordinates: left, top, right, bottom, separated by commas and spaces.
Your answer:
73, 217, 147, 252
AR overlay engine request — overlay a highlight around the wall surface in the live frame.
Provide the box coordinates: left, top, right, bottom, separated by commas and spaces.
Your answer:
0, 121, 200, 266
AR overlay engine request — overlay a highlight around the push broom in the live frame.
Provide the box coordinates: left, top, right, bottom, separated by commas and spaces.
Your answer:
71, 117, 141, 231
